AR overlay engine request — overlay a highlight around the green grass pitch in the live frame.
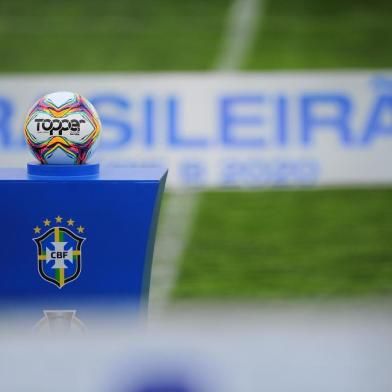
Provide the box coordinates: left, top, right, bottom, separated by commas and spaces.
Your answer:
174, 188, 392, 299
245, 0, 392, 70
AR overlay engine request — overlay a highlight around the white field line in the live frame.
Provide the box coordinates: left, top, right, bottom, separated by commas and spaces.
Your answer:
149, 192, 199, 313
215, 0, 263, 70
149, 0, 263, 314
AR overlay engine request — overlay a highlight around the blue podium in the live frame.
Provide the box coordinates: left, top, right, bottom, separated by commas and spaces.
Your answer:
0, 164, 167, 322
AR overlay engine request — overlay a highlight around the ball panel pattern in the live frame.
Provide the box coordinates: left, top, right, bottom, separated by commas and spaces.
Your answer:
24, 92, 101, 164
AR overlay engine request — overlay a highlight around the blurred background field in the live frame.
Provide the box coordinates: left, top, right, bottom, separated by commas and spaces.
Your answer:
0, 0, 230, 71
247, 0, 392, 69
174, 188, 392, 299
0, 0, 391, 303
1, 0, 392, 71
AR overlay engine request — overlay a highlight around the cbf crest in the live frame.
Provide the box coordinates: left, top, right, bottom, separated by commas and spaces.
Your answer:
33, 216, 86, 288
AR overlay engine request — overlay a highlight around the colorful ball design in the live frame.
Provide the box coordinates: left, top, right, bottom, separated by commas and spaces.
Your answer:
24, 91, 101, 164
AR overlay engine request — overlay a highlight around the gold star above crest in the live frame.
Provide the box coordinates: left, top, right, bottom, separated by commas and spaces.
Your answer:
33, 226, 41, 234
77, 225, 85, 234
43, 218, 51, 227
67, 218, 75, 226
55, 215, 63, 223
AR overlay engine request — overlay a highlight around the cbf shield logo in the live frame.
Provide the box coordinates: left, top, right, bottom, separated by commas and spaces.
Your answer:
33, 216, 86, 288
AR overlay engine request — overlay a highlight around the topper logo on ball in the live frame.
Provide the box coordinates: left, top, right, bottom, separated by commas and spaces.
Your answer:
34, 118, 86, 135
33, 216, 86, 289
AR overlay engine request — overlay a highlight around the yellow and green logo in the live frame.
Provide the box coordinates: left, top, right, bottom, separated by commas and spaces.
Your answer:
33, 216, 86, 288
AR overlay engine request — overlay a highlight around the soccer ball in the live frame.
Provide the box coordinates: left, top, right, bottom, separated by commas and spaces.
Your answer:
24, 91, 101, 164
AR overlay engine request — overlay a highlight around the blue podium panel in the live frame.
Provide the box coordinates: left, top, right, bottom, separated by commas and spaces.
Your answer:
0, 165, 167, 313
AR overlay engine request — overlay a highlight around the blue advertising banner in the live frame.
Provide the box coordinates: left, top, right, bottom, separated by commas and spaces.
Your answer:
0, 72, 391, 187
